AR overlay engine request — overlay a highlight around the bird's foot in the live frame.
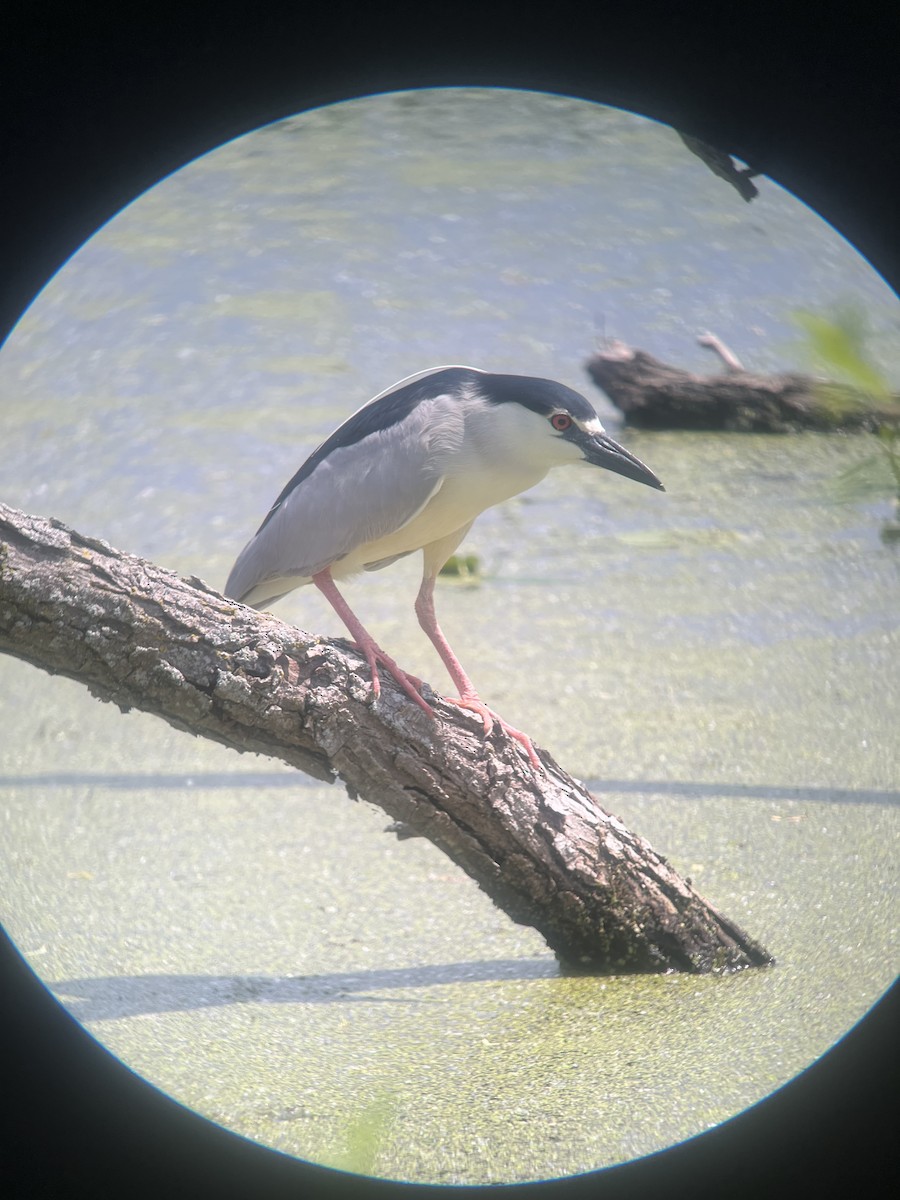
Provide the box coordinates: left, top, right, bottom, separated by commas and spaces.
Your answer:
353, 641, 434, 718
350, 634, 540, 769
445, 695, 544, 772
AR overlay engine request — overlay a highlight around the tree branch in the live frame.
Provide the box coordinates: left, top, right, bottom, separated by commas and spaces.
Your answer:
676, 131, 761, 202
0, 502, 773, 974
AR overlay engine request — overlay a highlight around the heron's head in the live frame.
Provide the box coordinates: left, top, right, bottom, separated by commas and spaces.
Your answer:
473, 371, 665, 490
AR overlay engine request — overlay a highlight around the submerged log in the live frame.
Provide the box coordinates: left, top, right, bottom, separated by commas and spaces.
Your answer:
0, 502, 773, 975
586, 337, 900, 432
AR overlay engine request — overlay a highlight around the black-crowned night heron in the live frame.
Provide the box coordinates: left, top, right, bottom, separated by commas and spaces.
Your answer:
225, 365, 664, 767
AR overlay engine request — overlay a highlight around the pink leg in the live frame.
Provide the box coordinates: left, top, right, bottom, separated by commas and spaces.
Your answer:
414, 573, 544, 771
313, 569, 433, 718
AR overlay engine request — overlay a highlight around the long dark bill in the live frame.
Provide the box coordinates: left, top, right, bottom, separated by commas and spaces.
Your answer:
583, 431, 665, 491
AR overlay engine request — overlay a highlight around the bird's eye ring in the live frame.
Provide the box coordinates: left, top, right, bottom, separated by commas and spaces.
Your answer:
550, 413, 572, 432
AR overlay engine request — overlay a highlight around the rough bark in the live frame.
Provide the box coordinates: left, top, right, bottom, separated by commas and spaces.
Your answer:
586, 338, 900, 432
0, 502, 773, 975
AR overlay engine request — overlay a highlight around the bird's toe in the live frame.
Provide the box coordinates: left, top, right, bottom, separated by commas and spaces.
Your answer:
445, 695, 544, 772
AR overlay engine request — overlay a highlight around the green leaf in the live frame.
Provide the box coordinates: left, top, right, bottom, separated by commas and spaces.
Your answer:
790, 308, 890, 399
327, 1095, 395, 1175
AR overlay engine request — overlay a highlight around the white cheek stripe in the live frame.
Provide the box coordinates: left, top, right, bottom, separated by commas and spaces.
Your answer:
579, 417, 605, 435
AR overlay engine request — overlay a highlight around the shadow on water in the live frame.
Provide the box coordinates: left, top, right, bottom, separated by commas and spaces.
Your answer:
49, 957, 559, 1022
1, 771, 896, 806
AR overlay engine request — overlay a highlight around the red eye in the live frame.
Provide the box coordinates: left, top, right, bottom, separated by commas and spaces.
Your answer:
550, 412, 572, 432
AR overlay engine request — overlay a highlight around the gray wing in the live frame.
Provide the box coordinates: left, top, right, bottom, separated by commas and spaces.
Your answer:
224, 394, 463, 607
